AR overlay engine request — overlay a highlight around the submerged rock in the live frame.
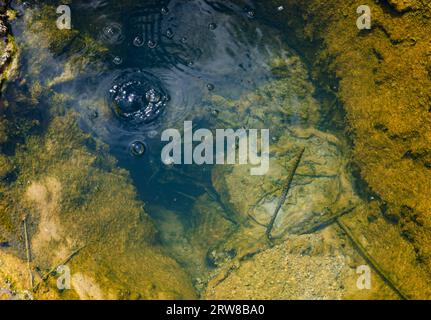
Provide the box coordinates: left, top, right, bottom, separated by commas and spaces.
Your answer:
202, 53, 358, 262
212, 127, 358, 237
208, 55, 320, 139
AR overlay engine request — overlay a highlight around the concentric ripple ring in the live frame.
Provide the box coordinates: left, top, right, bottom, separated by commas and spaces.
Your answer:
108, 70, 169, 125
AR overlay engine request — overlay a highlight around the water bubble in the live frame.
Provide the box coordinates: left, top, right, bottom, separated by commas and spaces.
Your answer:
101, 23, 125, 45
207, 83, 215, 91
130, 141, 146, 157
109, 71, 169, 125
133, 36, 145, 47
147, 130, 158, 139
105, 26, 115, 36
113, 56, 123, 65
163, 156, 175, 166
146, 88, 161, 103
247, 10, 256, 18
208, 23, 217, 31
166, 29, 174, 39
147, 40, 158, 49
181, 37, 188, 44
161, 6, 170, 15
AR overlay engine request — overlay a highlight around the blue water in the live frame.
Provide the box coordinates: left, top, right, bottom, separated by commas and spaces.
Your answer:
15, 0, 295, 213
8, 0, 312, 257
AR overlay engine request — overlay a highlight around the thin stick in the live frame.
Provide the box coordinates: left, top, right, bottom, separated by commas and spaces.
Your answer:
266, 147, 305, 241
175, 190, 197, 201
22, 215, 33, 289
33, 245, 86, 292
336, 218, 408, 300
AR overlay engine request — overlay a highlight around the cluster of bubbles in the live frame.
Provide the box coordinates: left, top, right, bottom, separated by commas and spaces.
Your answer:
97, 2, 261, 157
109, 70, 169, 127
132, 36, 158, 49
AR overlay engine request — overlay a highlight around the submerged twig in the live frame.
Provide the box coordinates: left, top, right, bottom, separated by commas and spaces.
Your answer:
247, 213, 269, 228
336, 218, 408, 300
175, 190, 198, 201
22, 215, 33, 289
266, 147, 305, 241
33, 245, 86, 292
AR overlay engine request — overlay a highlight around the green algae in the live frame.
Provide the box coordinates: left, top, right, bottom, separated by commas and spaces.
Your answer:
0, 114, 196, 299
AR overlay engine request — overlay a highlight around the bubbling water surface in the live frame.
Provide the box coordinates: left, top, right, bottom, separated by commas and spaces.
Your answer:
109, 70, 169, 125
12, 0, 297, 211
64, 0, 295, 209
